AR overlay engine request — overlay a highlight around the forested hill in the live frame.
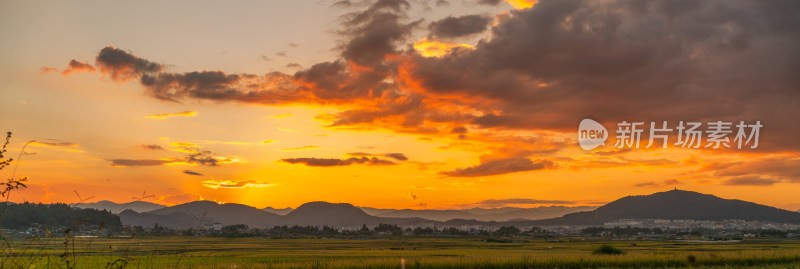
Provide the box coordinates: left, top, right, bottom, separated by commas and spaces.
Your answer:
0, 202, 122, 232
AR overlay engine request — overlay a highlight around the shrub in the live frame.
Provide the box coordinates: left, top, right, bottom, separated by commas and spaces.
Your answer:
593, 244, 624, 255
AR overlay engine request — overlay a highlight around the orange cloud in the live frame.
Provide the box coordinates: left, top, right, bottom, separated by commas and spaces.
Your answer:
281, 157, 396, 167
39, 67, 58, 74
271, 113, 292, 118
109, 159, 173, 167
441, 158, 556, 177
61, 60, 96, 75
157, 193, 202, 206
201, 179, 275, 189
30, 139, 79, 147
167, 142, 200, 153
110, 145, 241, 167
279, 146, 318, 151
146, 111, 197, 119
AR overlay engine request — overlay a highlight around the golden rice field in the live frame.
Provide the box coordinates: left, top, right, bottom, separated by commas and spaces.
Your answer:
2, 236, 800, 268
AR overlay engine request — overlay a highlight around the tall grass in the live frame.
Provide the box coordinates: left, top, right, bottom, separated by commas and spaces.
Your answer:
5, 237, 800, 268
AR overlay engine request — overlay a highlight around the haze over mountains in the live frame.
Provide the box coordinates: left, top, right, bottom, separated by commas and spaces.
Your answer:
358, 206, 597, 222
261, 207, 293, 215
72, 200, 165, 214
74, 190, 800, 229
263, 205, 598, 222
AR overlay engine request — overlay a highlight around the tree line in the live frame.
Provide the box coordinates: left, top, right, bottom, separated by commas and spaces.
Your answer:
0, 202, 122, 232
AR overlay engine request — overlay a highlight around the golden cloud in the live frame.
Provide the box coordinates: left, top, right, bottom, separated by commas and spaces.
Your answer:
413, 38, 474, 58
29, 139, 79, 148
279, 146, 318, 151
505, 0, 537, 9
146, 111, 197, 119
201, 179, 276, 189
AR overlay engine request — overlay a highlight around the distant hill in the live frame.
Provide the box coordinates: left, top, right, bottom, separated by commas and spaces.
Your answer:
372, 209, 479, 222
72, 200, 165, 214
282, 201, 381, 227
531, 190, 800, 225
119, 201, 429, 229
261, 207, 293, 215
144, 201, 282, 228
357, 206, 596, 222
3, 202, 122, 232
118, 209, 215, 230
461, 207, 525, 215
112, 190, 800, 229
482, 206, 598, 221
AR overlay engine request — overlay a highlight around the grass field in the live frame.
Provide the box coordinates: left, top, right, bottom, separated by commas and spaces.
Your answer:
3, 236, 800, 268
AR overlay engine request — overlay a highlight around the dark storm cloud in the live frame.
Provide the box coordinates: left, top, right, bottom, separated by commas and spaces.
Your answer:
428, 14, 492, 39
408, 0, 800, 150
291, 0, 421, 105
339, 0, 418, 68
140, 71, 249, 102
281, 156, 396, 167
440, 157, 555, 177
95, 46, 163, 81
292, 60, 385, 101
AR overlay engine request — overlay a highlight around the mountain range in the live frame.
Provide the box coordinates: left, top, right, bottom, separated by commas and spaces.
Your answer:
261, 206, 596, 221
358, 206, 598, 222
528, 190, 800, 226
76, 190, 800, 229
72, 200, 165, 214
261, 207, 293, 215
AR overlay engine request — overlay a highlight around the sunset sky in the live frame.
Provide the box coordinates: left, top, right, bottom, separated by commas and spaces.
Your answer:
1, 0, 798, 211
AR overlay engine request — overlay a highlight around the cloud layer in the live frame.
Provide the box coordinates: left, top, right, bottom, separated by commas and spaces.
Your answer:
441, 157, 555, 177
57, 0, 800, 183
281, 157, 396, 167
